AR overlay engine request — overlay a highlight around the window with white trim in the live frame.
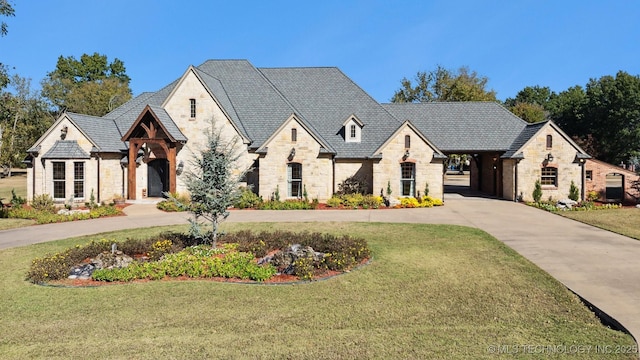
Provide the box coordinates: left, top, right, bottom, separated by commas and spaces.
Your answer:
401, 162, 415, 196
74, 162, 85, 198
350, 124, 357, 139
541, 167, 557, 186
53, 162, 66, 199
287, 163, 302, 197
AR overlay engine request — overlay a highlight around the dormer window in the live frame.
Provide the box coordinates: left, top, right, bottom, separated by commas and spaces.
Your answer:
343, 115, 363, 143
190, 99, 196, 118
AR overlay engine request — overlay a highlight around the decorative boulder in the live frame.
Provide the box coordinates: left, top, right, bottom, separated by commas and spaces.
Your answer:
266, 244, 325, 275
556, 199, 578, 210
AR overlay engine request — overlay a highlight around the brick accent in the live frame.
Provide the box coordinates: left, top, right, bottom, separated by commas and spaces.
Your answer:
585, 159, 639, 204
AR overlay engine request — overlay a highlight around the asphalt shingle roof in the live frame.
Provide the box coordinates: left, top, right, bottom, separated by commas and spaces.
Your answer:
258, 67, 402, 158
61, 59, 547, 159
42, 140, 90, 159
67, 113, 126, 152
382, 102, 528, 153
195, 60, 300, 149
501, 121, 548, 158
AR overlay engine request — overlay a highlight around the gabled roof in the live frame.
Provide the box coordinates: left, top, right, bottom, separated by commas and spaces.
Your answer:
501, 120, 591, 159
42, 140, 90, 159
373, 120, 446, 159
259, 67, 402, 158
121, 105, 187, 142
67, 113, 126, 152
501, 121, 547, 158
382, 102, 527, 153
195, 60, 302, 149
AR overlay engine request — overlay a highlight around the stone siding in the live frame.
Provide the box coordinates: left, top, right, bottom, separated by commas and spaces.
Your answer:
162, 69, 256, 197
258, 118, 333, 201
372, 126, 444, 201
516, 126, 583, 202
334, 160, 374, 194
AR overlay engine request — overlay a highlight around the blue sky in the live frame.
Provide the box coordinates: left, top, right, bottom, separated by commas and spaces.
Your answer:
1, 0, 639, 102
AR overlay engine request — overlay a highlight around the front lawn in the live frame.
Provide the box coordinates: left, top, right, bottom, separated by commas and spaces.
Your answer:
560, 207, 640, 240
0, 222, 635, 359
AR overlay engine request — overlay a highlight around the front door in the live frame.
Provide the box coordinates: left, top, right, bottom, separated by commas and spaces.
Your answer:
147, 159, 169, 197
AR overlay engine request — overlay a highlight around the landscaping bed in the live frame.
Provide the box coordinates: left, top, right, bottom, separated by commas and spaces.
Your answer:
27, 230, 371, 286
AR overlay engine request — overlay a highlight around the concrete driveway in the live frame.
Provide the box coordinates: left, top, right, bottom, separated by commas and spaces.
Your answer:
1, 195, 638, 344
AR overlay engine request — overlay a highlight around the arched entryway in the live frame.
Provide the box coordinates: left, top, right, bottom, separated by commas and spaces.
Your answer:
121, 105, 182, 200
147, 159, 169, 197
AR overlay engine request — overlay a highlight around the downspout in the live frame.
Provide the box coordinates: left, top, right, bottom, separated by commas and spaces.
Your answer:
514, 159, 521, 202
96, 156, 101, 203
580, 159, 586, 201
331, 156, 336, 195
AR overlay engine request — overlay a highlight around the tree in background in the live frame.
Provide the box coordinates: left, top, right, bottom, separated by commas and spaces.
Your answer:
504, 85, 554, 123
0, 0, 14, 37
581, 71, 640, 165
0, 75, 53, 173
41, 53, 132, 116
391, 66, 497, 103
174, 121, 246, 248
0, 0, 15, 89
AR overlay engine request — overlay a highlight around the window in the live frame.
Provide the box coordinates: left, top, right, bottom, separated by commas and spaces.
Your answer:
53, 162, 65, 199
541, 167, 557, 186
405, 135, 411, 149
190, 98, 196, 118
401, 162, 415, 196
291, 128, 297, 142
546, 135, 553, 149
287, 163, 302, 197
74, 162, 84, 198
586, 170, 593, 181
350, 124, 357, 139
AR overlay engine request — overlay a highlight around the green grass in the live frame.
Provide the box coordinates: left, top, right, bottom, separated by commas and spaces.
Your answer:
0, 173, 27, 202
0, 174, 32, 230
560, 208, 640, 240
0, 222, 635, 359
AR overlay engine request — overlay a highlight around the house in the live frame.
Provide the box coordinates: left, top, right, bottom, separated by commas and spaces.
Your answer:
584, 158, 639, 204
25, 59, 590, 205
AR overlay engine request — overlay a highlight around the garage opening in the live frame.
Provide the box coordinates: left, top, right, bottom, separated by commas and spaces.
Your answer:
605, 173, 624, 202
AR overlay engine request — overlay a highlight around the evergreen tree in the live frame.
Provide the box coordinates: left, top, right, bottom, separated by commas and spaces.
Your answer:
175, 121, 246, 248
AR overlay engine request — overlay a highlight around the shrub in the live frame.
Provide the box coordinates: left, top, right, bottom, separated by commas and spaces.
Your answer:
337, 175, 368, 195
532, 180, 542, 203
399, 196, 443, 208
156, 192, 190, 212
156, 200, 182, 212
258, 199, 316, 210
10, 189, 26, 207
233, 187, 263, 209
587, 190, 599, 202
569, 180, 579, 201
326, 195, 342, 208
31, 194, 55, 213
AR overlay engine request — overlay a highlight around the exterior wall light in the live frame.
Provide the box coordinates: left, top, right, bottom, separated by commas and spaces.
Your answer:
60, 126, 68, 140
403, 149, 410, 160
176, 160, 184, 175
547, 153, 554, 162
288, 148, 296, 161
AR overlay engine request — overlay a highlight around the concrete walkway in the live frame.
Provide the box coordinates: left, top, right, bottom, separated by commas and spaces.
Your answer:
1, 196, 639, 344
